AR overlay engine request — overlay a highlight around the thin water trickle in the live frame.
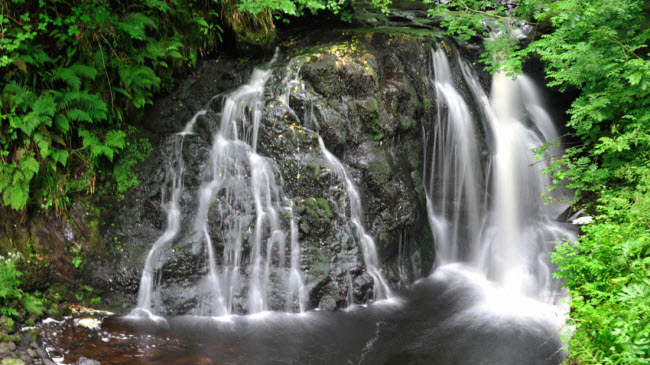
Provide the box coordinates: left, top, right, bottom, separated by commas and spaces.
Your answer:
133, 51, 308, 316
134, 127, 187, 313
318, 137, 392, 301
287, 204, 307, 312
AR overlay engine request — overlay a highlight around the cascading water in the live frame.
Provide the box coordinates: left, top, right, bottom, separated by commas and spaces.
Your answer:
134, 136, 185, 315
193, 66, 285, 315
287, 204, 307, 312
424, 48, 488, 265
43, 29, 581, 365
132, 54, 309, 316
132, 50, 396, 317
318, 137, 392, 301
425, 44, 576, 301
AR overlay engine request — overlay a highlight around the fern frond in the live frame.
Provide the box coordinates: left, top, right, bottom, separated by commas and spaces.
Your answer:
3, 82, 35, 112
20, 95, 56, 135
51, 64, 97, 90
51, 67, 82, 90
49, 149, 69, 167
66, 108, 93, 123
118, 13, 158, 40
33, 95, 56, 117
0, 167, 12, 193
59, 91, 108, 122
33, 132, 52, 159
143, 0, 172, 12
20, 156, 40, 181
69, 64, 98, 81
3, 171, 29, 210
55, 114, 70, 134
105, 130, 126, 150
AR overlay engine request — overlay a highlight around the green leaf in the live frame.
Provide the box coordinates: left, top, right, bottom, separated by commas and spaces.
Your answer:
50, 149, 68, 167
33, 132, 51, 159
118, 13, 157, 41
3, 173, 29, 210
21, 157, 39, 181
66, 108, 92, 123
55, 114, 70, 133
0, 172, 11, 193
105, 130, 126, 150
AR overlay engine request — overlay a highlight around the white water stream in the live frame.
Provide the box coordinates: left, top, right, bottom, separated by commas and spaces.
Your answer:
318, 137, 392, 301
133, 41, 573, 322
426, 46, 576, 302
133, 54, 309, 316
132, 51, 395, 316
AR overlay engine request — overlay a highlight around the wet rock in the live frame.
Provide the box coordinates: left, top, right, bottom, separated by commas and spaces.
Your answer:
0, 343, 9, 354
77, 357, 101, 365
81, 28, 443, 313
301, 45, 379, 99
42, 359, 56, 365
1, 359, 25, 365
7, 342, 15, 351
318, 296, 337, 311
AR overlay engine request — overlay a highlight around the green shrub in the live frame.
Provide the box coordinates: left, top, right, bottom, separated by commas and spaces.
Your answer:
0, 252, 23, 317
0, 252, 43, 319
553, 182, 650, 364
0, 0, 224, 214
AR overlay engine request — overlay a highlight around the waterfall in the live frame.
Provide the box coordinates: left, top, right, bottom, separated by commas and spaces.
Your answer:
424, 48, 488, 265
132, 38, 572, 319
194, 67, 281, 315
287, 204, 306, 312
425, 45, 576, 301
132, 53, 308, 316
318, 137, 392, 301
132, 49, 396, 316
133, 136, 185, 315
486, 71, 575, 298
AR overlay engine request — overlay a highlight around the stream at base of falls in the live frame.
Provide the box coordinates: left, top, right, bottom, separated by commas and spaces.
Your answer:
39, 264, 568, 365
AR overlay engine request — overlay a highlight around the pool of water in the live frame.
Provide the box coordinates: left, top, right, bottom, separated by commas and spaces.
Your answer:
40, 264, 568, 365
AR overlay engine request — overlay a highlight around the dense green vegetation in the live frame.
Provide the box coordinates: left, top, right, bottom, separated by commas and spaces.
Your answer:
0, 0, 226, 215
0, 252, 42, 319
429, 0, 649, 363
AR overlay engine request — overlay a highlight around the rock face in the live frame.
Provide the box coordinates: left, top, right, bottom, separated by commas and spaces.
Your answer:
0, 25, 495, 314
88, 29, 452, 314
268, 32, 440, 308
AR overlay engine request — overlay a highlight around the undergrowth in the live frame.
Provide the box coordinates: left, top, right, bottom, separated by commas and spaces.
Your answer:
0, 0, 224, 215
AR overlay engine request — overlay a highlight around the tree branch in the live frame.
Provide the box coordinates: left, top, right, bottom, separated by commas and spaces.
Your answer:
529, 151, 565, 166
607, 34, 642, 60
453, 0, 525, 23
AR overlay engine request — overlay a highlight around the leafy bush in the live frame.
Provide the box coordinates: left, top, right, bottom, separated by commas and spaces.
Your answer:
236, 0, 392, 18
0, 0, 224, 213
1, 0, 399, 214
0, 252, 44, 318
553, 182, 650, 364
0, 252, 23, 317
